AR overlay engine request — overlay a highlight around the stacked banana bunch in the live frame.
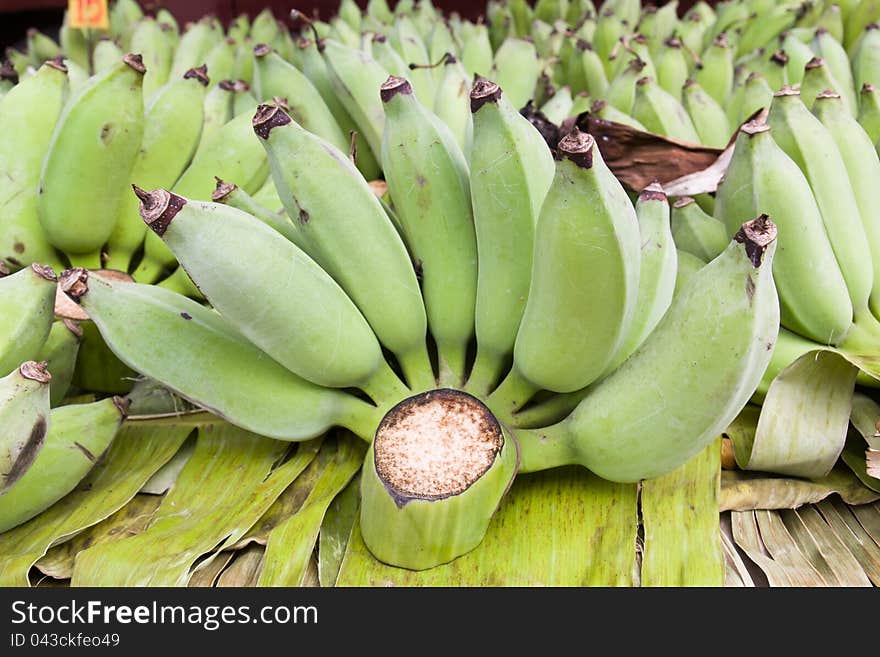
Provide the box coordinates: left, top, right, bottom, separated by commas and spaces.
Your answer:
1, 0, 876, 570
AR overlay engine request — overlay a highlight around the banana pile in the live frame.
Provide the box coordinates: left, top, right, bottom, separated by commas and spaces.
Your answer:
1, 0, 879, 571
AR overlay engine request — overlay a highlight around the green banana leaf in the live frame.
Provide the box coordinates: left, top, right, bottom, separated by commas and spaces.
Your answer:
0, 423, 189, 586
257, 434, 365, 586
70, 424, 292, 586
640, 440, 723, 586
336, 467, 640, 586
139, 435, 196, 494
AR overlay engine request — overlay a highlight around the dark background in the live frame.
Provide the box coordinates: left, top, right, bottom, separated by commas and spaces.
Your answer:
0, 1, 710, 50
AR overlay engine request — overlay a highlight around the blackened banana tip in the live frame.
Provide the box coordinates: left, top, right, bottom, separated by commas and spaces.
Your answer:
470, 77, 501, 113
557, 129, 595, 168
134, 187, 186, 236
735, 214, 777, 267
184, 64, 209, 86
253, 102, 291, 139
380, 76, 412, 103
123, 53, 146, 74
59, 267, 89, 301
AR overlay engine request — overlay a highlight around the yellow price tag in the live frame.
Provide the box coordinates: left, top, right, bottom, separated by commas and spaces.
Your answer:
68, 0, 110, 30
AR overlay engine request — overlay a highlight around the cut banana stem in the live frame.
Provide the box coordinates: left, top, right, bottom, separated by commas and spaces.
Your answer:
359, 389, 517, 570
0, 361, 51, 494
68, 269, 384, 442
253, 102, 434, 393
381, 76, 477, 387
134, 187, 407, 404
0, 396, 126, 533
467, 78, 555, 396
517, 216, 780, 482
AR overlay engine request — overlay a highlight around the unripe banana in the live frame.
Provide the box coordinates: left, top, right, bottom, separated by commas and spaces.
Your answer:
169, 19, 219, 79
671, 196, 728, 262
605, 56, 647, 113
811, 29, 858, 116
714, 120, 852, 345
26, 28, 61, 67
736, 3, 797, 57
338, 0, 363, 32
517, 216, 779, 482
38, 54, 145, 268
199, 80, 234, 144
637, 3, 678, 54
780, 30, 816, 86
433, 54, 473, 155
253, 103, 433, 391
59, 13, 88, 71
467, 79, 555, 395
109, 0, 143, 49
631, 76, 700, 142
0, 264, 56, 377
370, 33, 409, 78
569, 90, 592, 115
736, 71, 774, 125
231, 39, 255, 86
695, 34, 734, 105
231, 79, 257, 117
130, 17, 173, 101
498, 129, 640, 402
37, 319, 81, 405
227, 14, 250, 43
381, 76, 477, 385
460, 22, 493, 77
751, 49, 789, 93
768, 87, 873, 316
428, 20, 459, 64
106, 67, 207, 275
0, 59, 67, 271
813, 90, 880, 322
844, 0, 880, 50
800, 56, 852, 115
579, 40, 610, 98
6, 47, 33, 80
858, 82, 880, 143
0, 396, 125, 532
71, 318, 137, 395
211, 178, 303, 247
133, 187, 406, 403
389, 14, 436, 107
66, 269, 385, 446
852, 24, 880, 92
368, 0, 394, 24
156, 10, 180, 47
594, 8, 628, 73
539, 85, 574, 123
590, 98, 647, 130
93, 38, 124, 74
252, 44, 350, 154
297, 38, 382, 181
674, 248, 707, 296
0, 361, 51, 494
607, 183, 677, 372
682, 78, 732, 148
678, 11, 708, 56
203, 38, 236, 85
655, 38, 690, 100
321, 38, 391, 163
251, 8, 280, 45
490, 37, 540, 109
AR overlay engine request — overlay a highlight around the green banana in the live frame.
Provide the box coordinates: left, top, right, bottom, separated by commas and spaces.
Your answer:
655, 38, 690, 100
26, 28, 61, 66
493, 129, 640, 408
381, 76, 477, 385
203, 38, 236, 85
133, 187, 406, 403
66, 269, 382, 442
631, 76, 701, 142
37, 319, 81, 405
671, 196, 729, 262
800, 56, 851, 115
695, 34, 734, 106
852, 23, 880, 91
590, 98, 648, 130
227, 14, 250, 43
130, 17, 173, 101
751, 49, 789, 93
844, 0, 880, 50
254, 102, 434, 391
0, 264, 56, 377
370, 33, 410, 78
735, 3, 797, 57
490, 37, 540, 109
0, 361, 51, 494
780, 29, 816, 86
251, 44, 350, 155
714, 119, 852, 345
539, 85, 574, 124
169, 19, 218, 79
0, 396, 125, 533
812, 90, 880, 322
858, 82, 880, 142
250, 8, 280, 45
109, 0, 143, 49
736, 71, 775, 125
231, 79, 257, 117
679, 11, 709, 56
211, 178, 302, 247
92, 37, 124, 74
200, 79, 234, 144
59, 13, 89, 71
433, 54, 474, 155
72, 319, 137, 395
460, 22, 494, 78
156, 9, 180, 48
38, 53, 145, 269
594, 8, 628, 74
674, 248, 707, 296
517, 215, 779, 482
815, 3, 845, 44
811, 28, 858, 116
768, 87, 872, 318
0, 59, 68, 271
607, 182, 677, 372
604, 56, 646, 113
106, 66, 207, 275
390, 14, 436, 107
682, 78, 732, 148
467, 78, 555, 395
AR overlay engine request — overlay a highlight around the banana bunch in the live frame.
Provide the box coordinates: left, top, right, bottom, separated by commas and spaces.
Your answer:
0, 264, 126, 532
64, 60, 780, 569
